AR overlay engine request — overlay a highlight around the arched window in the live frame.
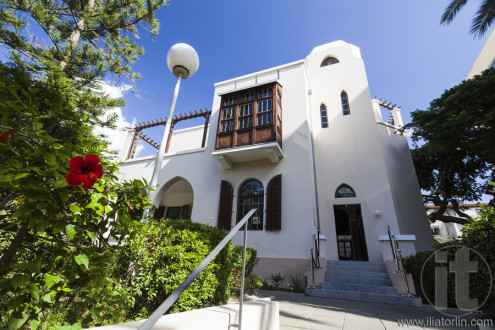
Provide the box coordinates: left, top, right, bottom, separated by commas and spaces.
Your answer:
341, 91, 350, 115
320, 104, 328, 128
237, 179, 264, 230
335, 184, 356, 198
321, 57, 339, 67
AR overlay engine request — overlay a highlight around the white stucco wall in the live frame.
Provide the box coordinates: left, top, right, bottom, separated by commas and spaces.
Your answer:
167, 125, 207, 154
467, 28, 495, 79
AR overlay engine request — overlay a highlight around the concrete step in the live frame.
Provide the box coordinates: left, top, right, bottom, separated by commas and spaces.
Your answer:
321, 282, 397, 295
324, 275, 392, 286
325, 269, 390, 280
326, 260, 387, 272
306, 287, 422, 307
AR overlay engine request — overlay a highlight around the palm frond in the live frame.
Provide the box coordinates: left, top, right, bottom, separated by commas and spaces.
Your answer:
469, 0, 495, 37
441, 0, 468, 25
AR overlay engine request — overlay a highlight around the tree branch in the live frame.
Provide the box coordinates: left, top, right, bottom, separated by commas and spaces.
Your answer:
428, 211, 471, 225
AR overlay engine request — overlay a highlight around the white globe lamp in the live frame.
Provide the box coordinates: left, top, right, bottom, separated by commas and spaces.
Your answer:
166, 43, 199, 79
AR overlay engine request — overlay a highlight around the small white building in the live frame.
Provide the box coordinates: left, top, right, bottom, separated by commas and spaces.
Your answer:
428, 204, 487, 239
119, 40, 434, 282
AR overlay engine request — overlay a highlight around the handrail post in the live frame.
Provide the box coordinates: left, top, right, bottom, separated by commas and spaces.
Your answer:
238, 221, 248, 330
387, 226, 400, 271
310, 247, 315, 288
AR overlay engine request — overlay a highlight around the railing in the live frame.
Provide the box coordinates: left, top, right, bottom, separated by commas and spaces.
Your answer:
386, 226, 414, 297
138, 208, 258, 330
309, 229, 321, 287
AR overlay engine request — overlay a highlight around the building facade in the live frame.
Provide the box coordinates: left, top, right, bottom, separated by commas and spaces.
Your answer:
119, 41, 434, 279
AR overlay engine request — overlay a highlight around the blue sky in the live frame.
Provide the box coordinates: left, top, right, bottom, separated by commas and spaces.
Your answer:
118, 0, 490, 157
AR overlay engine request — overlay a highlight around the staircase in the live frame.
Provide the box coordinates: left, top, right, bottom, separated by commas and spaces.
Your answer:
306, 260, 422, 307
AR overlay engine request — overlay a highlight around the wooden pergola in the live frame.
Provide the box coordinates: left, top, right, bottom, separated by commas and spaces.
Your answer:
373, 97, 401, 126
127, 108, 211, 159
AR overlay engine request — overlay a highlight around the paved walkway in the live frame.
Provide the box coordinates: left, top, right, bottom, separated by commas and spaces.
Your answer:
259, 290, 491, 330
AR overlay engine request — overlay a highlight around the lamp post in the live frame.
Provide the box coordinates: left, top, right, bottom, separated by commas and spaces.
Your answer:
148, 43, 199, 203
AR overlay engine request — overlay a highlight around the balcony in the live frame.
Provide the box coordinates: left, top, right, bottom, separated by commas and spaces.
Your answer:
212, 141, 284, 169
212, 82, 283, 169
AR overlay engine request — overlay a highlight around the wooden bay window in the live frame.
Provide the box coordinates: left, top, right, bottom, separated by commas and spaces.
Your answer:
215, 82, 282, 150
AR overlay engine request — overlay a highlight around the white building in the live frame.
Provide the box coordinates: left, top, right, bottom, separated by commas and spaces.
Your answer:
119, 41, 434, 288
428, 204, 487, 239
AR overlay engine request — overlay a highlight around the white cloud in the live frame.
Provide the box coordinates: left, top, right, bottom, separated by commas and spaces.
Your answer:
94, 82, 143, 159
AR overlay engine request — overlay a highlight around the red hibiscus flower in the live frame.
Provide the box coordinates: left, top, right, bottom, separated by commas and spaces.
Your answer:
66, 154, 103, 190
0, 130, 14, 143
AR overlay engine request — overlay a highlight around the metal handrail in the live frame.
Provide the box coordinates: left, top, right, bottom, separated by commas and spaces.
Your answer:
386, 226, 414, 297
309, 229, 321, 287
138, 208, 258, 330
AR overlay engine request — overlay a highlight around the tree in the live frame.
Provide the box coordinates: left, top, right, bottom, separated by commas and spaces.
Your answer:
440, 0, 495, 37
407, 68, 495, 225
0, 0, 167, 81
0, 0, 170, 328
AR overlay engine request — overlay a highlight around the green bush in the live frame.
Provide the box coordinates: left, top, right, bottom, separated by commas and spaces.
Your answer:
118, 219, 258, 318
461, 205, 495, 319
404, 205, 495, 320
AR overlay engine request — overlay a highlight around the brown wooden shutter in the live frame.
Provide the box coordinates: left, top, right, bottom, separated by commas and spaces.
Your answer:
266, 174, 282, 230
153, 206, 165, 219
217, 180, 234, 230
181, 204, 190, 219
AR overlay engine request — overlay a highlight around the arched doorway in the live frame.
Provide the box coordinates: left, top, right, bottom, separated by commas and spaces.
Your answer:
154, 177, 194, 220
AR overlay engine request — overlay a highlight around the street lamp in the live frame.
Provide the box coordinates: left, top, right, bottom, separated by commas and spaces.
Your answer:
148, 43, 199, 201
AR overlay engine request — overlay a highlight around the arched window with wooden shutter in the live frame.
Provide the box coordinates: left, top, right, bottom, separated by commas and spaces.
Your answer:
217, 180, 234, 230
266, 174, 282, 230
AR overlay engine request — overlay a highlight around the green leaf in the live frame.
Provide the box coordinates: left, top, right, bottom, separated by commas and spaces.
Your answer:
86, 230, 97, 240
69, 204, 81, 213
13, 173, 30, 180
0, 175, 12, 182
45, 153, 56, 165
44, 274, 61, 288
7, 298, 22, 311
65, 224, 76, 240
58, 322, 82, 330
55, 179, 69, 188
30, 319, 40, 330
10, 274, 30, 289
12, 260, 41, 273
134, 179, 145, 189
74, 254, 89, 270
28, 284, 41, 300
7, 312, 28, 330
42, 290, 56, 303
94, 183, 104, 192
33, 121, 43, 130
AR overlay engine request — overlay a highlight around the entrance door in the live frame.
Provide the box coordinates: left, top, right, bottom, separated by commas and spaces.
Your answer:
333, 205, 368, 261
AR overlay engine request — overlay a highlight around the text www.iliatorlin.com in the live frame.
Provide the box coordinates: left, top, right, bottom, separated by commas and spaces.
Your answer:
397, 317, 493, 327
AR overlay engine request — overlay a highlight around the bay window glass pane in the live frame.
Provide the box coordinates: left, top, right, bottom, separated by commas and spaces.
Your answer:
239, 116, 253, 129
258, 88, 273, 98
221, 120, 234, 132
257, 112, 272, 126
240, 103, 253, 116
223, 96, 237, 106
258, 99, 272, 113
222, 107, 235, 120
240, 93, 255, 102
